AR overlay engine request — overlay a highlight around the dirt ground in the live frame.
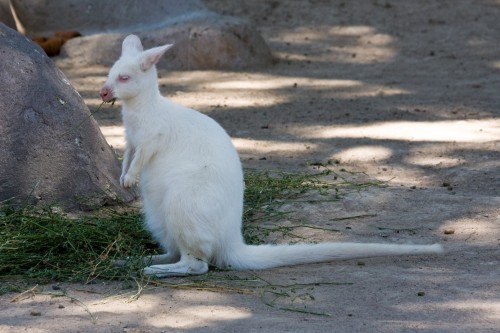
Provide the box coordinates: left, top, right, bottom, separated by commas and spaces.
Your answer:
1, 0, 499, 332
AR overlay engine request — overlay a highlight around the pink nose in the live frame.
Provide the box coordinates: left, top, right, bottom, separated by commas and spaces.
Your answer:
100, 86, 113, 102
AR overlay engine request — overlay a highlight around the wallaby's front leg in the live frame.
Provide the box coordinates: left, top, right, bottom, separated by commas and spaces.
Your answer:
120, 144, 135, 187
122, 144, 156, 188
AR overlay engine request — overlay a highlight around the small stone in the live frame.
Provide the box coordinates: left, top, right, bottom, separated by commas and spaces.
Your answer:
30, 310, 42, 316
444, 229, 455, 235
417, 291, 426, 296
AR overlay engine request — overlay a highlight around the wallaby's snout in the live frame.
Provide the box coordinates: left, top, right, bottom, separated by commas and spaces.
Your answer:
100, 86, 113, 102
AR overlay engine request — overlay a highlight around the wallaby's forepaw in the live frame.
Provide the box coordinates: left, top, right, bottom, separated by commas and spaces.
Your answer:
121, 173, 137, 188
119, 174, 125, 187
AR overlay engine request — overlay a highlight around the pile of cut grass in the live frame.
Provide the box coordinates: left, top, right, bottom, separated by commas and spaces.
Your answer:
0, 168, 370, 293
0, 207, 151, 293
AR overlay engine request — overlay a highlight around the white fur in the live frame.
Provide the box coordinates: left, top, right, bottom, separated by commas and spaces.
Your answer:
100, 35, 443, 277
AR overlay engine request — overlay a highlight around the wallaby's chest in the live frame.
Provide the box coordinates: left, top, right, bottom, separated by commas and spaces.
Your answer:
122, 109, 165, 145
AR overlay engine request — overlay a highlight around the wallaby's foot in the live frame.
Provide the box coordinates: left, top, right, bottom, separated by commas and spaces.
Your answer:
113, 258, 130, 267
113, 252, 179, 267
143, 258, 208, 277
143, 253, 180, 265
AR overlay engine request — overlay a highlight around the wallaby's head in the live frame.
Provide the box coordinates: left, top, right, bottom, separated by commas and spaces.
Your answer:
100, 35, 173, 103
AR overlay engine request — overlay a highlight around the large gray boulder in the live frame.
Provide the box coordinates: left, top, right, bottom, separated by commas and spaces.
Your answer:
10, 0, 272, 70
0, 24, 134, 210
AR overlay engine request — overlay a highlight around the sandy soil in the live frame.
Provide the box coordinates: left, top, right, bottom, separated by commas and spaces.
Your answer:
1, 0, 499, 332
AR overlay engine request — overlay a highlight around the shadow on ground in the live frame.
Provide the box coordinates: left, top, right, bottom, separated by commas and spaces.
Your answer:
8, 0, 497, 332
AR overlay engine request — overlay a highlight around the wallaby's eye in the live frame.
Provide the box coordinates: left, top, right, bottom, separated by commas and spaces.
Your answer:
118, 75, 130, 82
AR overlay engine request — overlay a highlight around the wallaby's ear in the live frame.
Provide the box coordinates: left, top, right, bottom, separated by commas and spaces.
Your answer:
139, 44, 174, 71
122, 34, 144, 57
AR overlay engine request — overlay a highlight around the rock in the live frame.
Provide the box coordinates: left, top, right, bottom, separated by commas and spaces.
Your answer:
60, 15, 272, 70
9, 0, 272, 70
0, 24, 134, 210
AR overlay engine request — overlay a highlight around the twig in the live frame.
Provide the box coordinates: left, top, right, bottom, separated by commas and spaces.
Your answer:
10, 284, 40, 302
329, 214, 377, 221
65, 100, 113, 135
10, 285, 97, 322
46, 289, 98, 323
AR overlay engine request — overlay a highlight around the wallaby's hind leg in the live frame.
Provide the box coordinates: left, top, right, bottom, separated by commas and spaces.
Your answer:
143, 255, 209, 277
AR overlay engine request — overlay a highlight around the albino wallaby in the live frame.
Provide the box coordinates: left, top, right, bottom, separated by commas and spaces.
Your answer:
100, 35, 443, 277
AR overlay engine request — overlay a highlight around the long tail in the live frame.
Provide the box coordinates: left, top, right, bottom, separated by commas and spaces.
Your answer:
222, 242, 444, 270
